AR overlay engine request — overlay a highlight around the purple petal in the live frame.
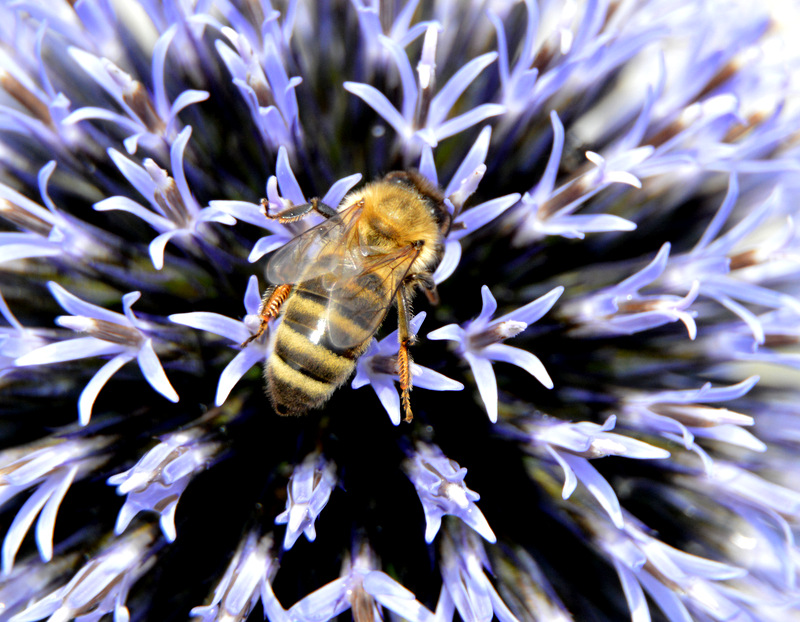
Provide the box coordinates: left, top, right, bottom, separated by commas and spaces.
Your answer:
611, 244, 671, 294
170, 311, 250, 344
344, 82, 410, 139
426, 323, 464, 342
692, 174, 739, 253
149, 229, 182, 270
63, 107, 142, 134
476, 286, 497, 324
0, 240, 62, 264
547, 447, 577, 499
168, 90, 209, 124
170, 126, 197, 214
379, 35, 418, 120
483, 344, 553, 389
275, 146, 306, 206
94, 195, 173, 232
210, 200, 274, 229
15, 337, 123, 367
79, 353, 135, 425
444, 125, 492, 198
451, 194, 520, 241
321, 174, 362, 209
249, 235, 289, 262
136, 339, 179, 403
464, 352, 498, 423
526, 111, 564, 204
372, 376, 402, 426
107, 149, 157, 204
289, 577, 350, 621
638, 572, 693, 622
500, 286, 563, 325
429, 52, 497, 126
244, 276, 262, 315
550, 213, 637, 236
412, 365, 464, 392
432, 104, 505, 143
0, 289, 22, 330
561, 452, 623, 528
432, 240, 461, 284
459, 505, 496, 544
151, 25, 177, 117
121, 292, 142, 328
216, 347, 264, 406
611, 560, 650, 622
47, 282, 128, 325
364, 571, 436, 622
3, 479, 50, 573
35, 465, 77, 562
418, 146, 438, 186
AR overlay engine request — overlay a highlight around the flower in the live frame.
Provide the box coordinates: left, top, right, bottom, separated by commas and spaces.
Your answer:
14, 282, 179, 425
2, 1, 800, 621
427, 285, 562, 422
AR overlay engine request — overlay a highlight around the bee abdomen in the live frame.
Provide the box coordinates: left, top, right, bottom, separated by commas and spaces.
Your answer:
265, 286, 366, 415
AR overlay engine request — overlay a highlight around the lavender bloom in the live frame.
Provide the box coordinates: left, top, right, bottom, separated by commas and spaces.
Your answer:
619, 376, 765, 463
511, 414, 670, 529
404, 442, 495, 544
563, 243, 701, 338
284, 543, 440, 622
427, 285, 562, 422
511, 111, 640, 245
10, 526, 158, 622
95, 126, 237, 270
344, 29, 505, 154
107, 428, 219, 543
14, 282, 179, 425
275, 452, 336, 551
190, 532, 276, 622
64, 27, 209, 155
212, 25, 302, 153
595, 512, 752, 622
0, 432, 112, 574
2, 0, 800, 620
440, 527, 519, 622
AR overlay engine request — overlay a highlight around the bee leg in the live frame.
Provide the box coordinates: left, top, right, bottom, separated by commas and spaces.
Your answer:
396, 286, 415, 422
417, 272, 440, 306
406, 271, 439, 305
260, 197, 337, 222
240, 284, 292, 347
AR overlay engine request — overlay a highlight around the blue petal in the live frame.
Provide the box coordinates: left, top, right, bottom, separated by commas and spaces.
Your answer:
136, 339, 179, 403
79, 352, 136, 426
170, 311, 250, 344
500, 286, 563, 326
216, 347, 264, 406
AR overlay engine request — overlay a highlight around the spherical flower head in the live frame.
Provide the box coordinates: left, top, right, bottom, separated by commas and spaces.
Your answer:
1, 1, 799, 621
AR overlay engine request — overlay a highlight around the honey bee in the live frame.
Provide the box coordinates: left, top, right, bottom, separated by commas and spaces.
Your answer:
244, 170, 452, 421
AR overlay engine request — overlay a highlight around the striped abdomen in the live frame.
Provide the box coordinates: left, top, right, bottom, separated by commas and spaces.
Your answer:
265, 274, 388, 415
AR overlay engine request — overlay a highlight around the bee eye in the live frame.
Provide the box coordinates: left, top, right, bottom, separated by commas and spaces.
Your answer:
413, 240, 424, 248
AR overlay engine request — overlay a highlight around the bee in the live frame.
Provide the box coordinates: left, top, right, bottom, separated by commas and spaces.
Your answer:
244, 170, 452, 421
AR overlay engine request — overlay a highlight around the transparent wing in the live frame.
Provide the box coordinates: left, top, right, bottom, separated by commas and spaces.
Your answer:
266, 202, 364, 286
325, 245, 420, 349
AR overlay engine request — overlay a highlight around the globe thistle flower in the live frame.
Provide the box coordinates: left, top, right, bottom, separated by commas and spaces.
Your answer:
1, 0, 800, 621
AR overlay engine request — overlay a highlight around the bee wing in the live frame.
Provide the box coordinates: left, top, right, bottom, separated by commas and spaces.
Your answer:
266, 202, 364, 286
325, 245, 420, 349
